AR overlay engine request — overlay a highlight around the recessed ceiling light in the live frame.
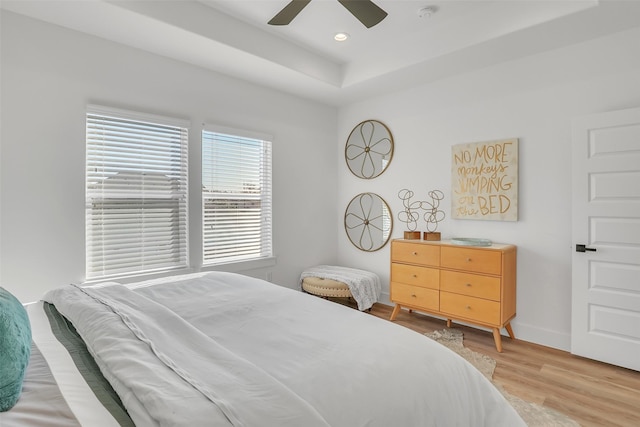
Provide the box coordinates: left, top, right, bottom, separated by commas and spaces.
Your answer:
334, 32, 350, 42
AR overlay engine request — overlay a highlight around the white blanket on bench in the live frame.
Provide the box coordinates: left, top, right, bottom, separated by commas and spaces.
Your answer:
300, 265, 381, 311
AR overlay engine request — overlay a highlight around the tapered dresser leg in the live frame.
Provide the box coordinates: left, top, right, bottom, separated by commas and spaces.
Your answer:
390, 304, 402, 321
505, 323, 516, 340
492, 328, 503, 353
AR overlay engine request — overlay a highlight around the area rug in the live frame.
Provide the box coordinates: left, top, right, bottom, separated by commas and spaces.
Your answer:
425, 329, 580, 426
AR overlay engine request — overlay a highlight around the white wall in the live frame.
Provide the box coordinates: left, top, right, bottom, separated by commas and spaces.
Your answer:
337, 26, 640, 350
0, 11, 338, 302
3, 10, 640, 354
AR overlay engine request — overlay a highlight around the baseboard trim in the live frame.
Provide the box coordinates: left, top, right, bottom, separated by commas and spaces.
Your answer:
511, 322, 571, 352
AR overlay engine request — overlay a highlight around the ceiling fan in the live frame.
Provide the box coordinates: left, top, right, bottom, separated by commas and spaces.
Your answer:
268, 0, 388, 29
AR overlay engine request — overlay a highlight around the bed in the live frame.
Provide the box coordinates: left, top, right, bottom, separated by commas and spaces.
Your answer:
1, 271, 525, 426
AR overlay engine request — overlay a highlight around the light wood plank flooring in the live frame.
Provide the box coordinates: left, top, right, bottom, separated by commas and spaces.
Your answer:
341, 299, 640, 426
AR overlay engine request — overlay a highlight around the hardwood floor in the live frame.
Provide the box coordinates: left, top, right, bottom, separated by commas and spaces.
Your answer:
348, 300, 640, 426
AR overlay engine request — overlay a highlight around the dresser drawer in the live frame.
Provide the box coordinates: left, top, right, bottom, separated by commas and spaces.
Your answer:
441, 246, 501, 275
440, 292, 500, 324
391, 263, 439, 290
391, 282, 439, 311
391, 241, 440, 267
440, 270, 501, 301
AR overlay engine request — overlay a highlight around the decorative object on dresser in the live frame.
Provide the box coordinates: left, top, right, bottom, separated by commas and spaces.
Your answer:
345, 119, 394, 179
421, 189, 445, 241
397, 189, 445, 240
451, 237, 492, 247
344, 193, 392, 251
389, 239, 516, 352
397, 189, 422, 239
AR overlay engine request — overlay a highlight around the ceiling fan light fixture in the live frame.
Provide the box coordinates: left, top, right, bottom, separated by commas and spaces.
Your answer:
334, 32, 350, 42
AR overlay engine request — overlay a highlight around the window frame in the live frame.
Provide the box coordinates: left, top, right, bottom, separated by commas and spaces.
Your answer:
85, 105, 190, 281
201, 124, 274, 269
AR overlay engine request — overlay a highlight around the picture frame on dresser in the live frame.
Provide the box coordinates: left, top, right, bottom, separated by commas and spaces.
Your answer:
389, 239, 517, 352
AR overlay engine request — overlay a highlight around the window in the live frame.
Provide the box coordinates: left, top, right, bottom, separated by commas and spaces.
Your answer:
86, 106, 189, 280
202, 127, 272, 265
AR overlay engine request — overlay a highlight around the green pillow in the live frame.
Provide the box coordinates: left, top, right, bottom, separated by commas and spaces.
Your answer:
0, 287, 32, 411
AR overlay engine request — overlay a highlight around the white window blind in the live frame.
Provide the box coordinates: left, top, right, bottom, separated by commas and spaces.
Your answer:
86, 106, 189, 280
202, 128, 272, 265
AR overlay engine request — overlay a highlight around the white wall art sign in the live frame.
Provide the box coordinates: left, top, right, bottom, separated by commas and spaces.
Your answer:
451, 138, 518, 221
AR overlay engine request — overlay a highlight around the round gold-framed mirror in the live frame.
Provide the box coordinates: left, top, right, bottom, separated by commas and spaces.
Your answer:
345, 120, 394, 179
344, 193, 393, 252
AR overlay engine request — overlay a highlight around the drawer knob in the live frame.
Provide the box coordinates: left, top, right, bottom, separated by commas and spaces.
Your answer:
413, 251, 418, 256
466, 283, 472, 287
466, 305, 471, 310
411, 294, 417, 298
413, 274, 418, 278
466, 258, 472, 262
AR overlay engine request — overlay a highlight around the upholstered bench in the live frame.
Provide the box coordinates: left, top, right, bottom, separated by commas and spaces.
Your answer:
301, 276, 353, 299
299, 265, 381, 311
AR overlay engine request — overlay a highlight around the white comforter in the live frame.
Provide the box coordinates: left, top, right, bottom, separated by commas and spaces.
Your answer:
45, 272, 524, 427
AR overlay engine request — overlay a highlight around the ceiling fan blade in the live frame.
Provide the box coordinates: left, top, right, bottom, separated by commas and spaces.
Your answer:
268, 0, 312, 25
338, 0, 387, 28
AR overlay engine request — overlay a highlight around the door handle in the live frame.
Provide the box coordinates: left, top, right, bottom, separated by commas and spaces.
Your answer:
576, 244, 597, 253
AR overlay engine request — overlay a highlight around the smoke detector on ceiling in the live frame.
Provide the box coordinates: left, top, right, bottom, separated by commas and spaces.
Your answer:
418, 6, 438, 18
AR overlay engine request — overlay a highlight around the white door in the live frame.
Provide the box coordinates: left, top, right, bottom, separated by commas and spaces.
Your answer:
571, 107, 640, 371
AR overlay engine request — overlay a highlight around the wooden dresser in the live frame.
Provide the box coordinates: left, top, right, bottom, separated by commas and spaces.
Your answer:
389, 239, 517, 352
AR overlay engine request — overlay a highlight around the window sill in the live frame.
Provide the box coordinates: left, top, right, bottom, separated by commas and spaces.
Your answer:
84, 265, 195, 286
201, 256, 277, 273
83, 257, 277, 286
